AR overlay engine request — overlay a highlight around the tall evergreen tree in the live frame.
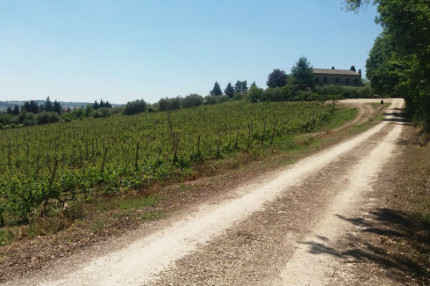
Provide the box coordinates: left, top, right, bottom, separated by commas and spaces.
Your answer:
224, 82, 235, 98
234, 80, 248, 93
290, 57, 315, 90
44, 96, 53, 112
12, 105, 20, 115
210, 81, 223, 96
53, 100, 62, 114
241, 81, 248, 92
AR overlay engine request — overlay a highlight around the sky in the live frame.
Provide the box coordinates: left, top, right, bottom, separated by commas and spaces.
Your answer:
0, 0, 381, 104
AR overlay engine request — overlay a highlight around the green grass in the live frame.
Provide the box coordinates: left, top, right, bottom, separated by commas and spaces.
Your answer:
118, 195, 162, 210
0, 230, 14, 246
140, 210, 165, 221
312, 107, 358, 132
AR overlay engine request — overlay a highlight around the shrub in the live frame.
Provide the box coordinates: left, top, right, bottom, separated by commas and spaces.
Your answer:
23, 112, 35, 126
182, 94, 204, 108
264, 87, 289, 102
204, 95, 218, 105
248, 85, 265, 103
123, 99, 147, 115
158, 97, 181, 111
204, 95, 230, 105
36, 112, 60, 125
93, 107, 111, 118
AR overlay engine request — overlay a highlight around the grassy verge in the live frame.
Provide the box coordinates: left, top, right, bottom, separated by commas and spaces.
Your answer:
311, 106, 358, 132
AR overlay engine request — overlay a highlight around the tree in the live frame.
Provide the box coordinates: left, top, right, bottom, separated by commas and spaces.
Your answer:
210, 82, 223, 96
12, 105, 20, 115
248, 84, 264, 103
182, 94, 204, 108
290, 57, 315, 90
350, 66, 356, 72
158, 98, 170, 111
93, 100, 99, 110
123, 99, 147, 115
266, 69, 288, 88
234, 80, 248, 94
84, 104, 93, 117
224, 83, 235, 98
53, 100, 62, 114
241, 81, 248, 92
44, 97, 53, 112
29, 100, 39, 113
6, 106, 12, 115
345, 0, 430, 125
169, 97, 181, 110
365, 33, 399, 96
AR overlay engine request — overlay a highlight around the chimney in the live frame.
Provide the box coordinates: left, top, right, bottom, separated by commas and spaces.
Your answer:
358, 69, 362, 75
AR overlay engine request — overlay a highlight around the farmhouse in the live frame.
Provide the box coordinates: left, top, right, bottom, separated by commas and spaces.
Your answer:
313, 67, 362, 86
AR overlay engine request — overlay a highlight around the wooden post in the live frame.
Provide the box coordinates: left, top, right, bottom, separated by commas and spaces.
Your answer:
26, 144, 30, 176
101, 147, 108, 172
216, 135, 222, 158
135, 143, 139, 171
271, 119, 278, 144
7, 144, 11, 170
91, 139, 95, 159
35, 155, 40, 178
248, 124, 251, 148
173, 136, 179, 162
42, 159, 58, 217
235, 130, 239, 149
196, 135, 201, 155
85, 140, 89, 160
261, 118, 267, 146
0, 212, 4, 227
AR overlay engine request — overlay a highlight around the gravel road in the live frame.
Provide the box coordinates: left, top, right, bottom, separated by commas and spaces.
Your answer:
7, 99, 405, 286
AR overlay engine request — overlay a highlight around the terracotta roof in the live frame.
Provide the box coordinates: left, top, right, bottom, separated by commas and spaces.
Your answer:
312, 68, 360, 76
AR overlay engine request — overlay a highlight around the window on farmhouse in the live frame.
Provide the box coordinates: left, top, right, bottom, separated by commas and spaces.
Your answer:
346, 78, 350, 85
335, 78, 340, 84
354, 79, 358, 85
323, 77, 328, 84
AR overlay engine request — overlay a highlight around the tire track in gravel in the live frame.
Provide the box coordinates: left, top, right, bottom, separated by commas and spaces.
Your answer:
277, 118, 403, 285
152, 100, 403, 286
15, 99, 403, 286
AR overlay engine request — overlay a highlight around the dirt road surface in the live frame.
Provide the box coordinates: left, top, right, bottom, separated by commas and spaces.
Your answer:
6, 99, 407, 286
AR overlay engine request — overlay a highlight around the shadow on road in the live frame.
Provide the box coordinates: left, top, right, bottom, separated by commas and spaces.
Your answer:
383, 108, 411, 124
302, 208, 430, 284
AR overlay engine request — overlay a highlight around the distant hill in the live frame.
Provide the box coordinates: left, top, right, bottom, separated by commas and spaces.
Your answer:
0, 100, 119, 112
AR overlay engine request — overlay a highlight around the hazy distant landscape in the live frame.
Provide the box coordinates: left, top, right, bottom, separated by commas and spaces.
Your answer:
0, 100, 94, 112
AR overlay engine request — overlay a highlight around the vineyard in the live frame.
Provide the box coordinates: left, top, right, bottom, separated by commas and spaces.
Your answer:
0, 101, 334, 226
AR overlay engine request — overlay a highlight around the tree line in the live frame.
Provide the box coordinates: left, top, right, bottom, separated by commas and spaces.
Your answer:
345, 0, 430, 128
0, 97, 115, 128
122, 56, 371, 116
0, 55, 373, 126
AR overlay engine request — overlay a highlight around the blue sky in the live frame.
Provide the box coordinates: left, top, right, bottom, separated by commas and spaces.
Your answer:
0, 0, 381, 104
